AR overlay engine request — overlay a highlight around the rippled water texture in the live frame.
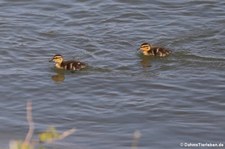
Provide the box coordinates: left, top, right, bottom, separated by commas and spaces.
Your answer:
0, 0, 225, 149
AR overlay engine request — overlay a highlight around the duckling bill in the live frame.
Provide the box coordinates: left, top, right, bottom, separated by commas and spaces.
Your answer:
49, 54, 87, 71
138, 42, 172, 57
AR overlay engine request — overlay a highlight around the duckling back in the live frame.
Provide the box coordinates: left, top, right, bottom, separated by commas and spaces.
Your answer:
61, 61, 87, 71
151, 47, 172, 57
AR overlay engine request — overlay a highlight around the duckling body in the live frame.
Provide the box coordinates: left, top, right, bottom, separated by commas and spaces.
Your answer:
139, 43, 171, 57
49, 54, 87, 71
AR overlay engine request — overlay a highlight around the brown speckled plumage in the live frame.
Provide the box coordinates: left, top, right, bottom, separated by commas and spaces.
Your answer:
139, 43, 172, 57
49, 54, 87, 71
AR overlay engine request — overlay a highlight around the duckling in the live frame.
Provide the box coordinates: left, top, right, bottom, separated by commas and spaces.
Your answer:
49, 54, 87, 71
138, 42, 172, 57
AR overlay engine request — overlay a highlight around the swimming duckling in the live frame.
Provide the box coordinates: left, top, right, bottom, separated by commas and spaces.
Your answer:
138, 42, 172, 57
49, 54, 87, 71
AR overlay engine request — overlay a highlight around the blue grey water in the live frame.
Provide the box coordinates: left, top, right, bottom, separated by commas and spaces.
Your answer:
0, 0, 225, 149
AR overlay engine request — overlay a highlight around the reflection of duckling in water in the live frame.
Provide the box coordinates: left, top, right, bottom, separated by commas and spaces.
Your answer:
51, 73, 65, 82
49, 54, 87, 71
140, 56, 152, 68
138, 43, 172, 57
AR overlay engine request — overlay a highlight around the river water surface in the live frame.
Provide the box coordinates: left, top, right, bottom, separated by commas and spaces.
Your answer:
0, 0, 225, 149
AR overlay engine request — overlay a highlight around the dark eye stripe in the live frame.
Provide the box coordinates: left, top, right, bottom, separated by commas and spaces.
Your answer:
53, 56, 61, 59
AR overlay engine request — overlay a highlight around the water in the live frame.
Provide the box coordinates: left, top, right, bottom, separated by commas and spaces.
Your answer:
0, 0, 225, 148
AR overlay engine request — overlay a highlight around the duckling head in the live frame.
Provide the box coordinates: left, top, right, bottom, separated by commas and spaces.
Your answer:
49, 54, 64, 65
139, 43, 152, 55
